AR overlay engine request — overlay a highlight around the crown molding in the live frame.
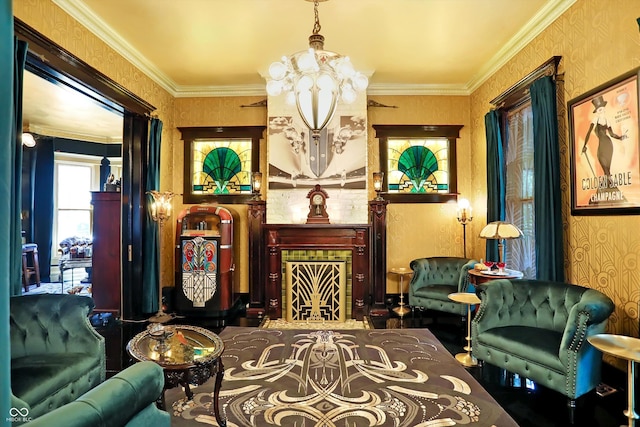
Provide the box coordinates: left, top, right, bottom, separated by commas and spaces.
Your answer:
53, 0, 576, 99
465, 0, 576, 92
28, 124, 122, 144
52, 0, 178, 96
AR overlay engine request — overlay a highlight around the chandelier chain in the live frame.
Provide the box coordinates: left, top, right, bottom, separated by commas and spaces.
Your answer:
312, 0, 321, 35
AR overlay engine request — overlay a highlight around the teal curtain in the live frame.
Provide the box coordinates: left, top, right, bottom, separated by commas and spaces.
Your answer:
1, 2, 14, 424
531, 76, 564, 281
142, 118, 163, 313
11, 38, 26, 296
33, 138, 54, 281
484, 110, 505, 262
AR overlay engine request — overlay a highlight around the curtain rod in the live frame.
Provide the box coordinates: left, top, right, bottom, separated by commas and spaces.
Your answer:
490, 56, 562, 109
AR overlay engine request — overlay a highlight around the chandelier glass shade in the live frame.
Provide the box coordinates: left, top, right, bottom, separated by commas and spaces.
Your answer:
266, 0, 368, 143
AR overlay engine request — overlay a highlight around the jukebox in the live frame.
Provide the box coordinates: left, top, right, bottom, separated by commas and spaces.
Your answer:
174, 205, 237, 316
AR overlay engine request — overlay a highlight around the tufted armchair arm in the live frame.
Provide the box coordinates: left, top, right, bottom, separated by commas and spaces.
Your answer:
559, 288, 615, 365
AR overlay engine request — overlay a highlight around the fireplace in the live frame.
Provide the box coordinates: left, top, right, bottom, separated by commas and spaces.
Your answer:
247, 200, 388, 320
285, 260, 347, 322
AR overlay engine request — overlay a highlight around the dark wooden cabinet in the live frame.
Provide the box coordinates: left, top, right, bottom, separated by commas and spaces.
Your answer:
91, 192, 121, 316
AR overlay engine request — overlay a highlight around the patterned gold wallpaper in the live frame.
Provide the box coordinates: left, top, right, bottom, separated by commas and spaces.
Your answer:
367, 95, 474, 293
15, 0, 640, 338
13, 0, 179, 288
470, 0, 640, 344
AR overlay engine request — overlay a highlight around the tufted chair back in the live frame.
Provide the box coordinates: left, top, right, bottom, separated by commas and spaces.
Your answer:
473, 279, 614, 336
408, 257, 478, 317
10, 294, 104, 361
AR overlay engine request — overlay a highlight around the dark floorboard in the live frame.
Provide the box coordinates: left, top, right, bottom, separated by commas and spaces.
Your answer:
95, 305, 635, 427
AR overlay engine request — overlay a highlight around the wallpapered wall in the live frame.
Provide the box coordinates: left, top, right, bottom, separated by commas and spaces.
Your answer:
14, 1, 640, 346
13, 0, 179, 291
470, 0, 640, 347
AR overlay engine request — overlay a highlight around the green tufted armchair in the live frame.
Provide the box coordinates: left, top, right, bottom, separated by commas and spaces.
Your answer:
471, 279, 615, 423
19, 361, 170, 427
408, 257, 478, 318
10, 294, 106, 424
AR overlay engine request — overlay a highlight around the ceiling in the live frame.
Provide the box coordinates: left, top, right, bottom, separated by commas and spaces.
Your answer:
23, 0, 576, 142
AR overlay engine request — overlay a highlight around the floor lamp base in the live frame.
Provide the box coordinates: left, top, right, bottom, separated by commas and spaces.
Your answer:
148, 310, 173, 324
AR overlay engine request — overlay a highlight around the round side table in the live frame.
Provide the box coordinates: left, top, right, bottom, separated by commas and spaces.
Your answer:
468, 268, 523, 287
588, 334, 640, 427
448, 292, 481, 367
390, 267, 412, 318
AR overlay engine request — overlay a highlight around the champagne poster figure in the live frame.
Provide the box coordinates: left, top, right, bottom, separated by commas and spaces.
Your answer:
582, 95, 628, 180
570, 72, 640, 211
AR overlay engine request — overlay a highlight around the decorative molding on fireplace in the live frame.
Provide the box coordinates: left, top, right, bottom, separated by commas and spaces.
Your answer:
247, 202, 388, 320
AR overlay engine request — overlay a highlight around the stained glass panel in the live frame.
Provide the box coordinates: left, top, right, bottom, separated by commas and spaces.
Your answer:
387, 138, 449, 193
191, 138, 253, 195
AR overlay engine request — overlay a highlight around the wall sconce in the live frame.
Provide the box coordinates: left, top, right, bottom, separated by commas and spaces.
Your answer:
456, 198, 473, 258
372, 172, 384, 201
22, 132, 36, 148
147, 190, 175, 324
251, 171, 263, 200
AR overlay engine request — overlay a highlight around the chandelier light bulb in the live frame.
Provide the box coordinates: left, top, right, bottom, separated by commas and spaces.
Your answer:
269, 62, 287, 80
265, 0, 367, 143
266, 80, 283, 96
341, 85, 356, 104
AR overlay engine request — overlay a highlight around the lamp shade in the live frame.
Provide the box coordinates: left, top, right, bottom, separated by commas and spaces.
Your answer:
479, 221, 523, 240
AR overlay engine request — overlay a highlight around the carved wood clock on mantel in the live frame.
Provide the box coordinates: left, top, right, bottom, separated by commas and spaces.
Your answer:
306, 184, 330, 224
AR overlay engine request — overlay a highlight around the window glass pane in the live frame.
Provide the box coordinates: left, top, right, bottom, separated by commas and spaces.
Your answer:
191, 138, 253, 195
386, 137, 449, 193
505, 102, 536, 278
58, 164, 92, 209
57, 210, 91, 239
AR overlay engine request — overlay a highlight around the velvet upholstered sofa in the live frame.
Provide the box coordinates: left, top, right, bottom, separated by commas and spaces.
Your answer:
18, 361, 170, 427
10, 294, 170, 426
471, 279, 615, 421
10, 294, 105, 424
408, 257, 478, 318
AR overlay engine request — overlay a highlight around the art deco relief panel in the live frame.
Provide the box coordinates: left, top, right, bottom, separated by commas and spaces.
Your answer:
469, 0, 640, 346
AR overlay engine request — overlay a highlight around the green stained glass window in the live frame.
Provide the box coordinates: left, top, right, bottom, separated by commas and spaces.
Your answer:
191, 138, 252, 195
373, 124, 462, 204
387, 138, 449, 193
180, 126, 265, 204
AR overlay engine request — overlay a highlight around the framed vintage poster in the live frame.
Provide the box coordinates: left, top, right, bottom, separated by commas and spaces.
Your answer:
568, 68, 640, 215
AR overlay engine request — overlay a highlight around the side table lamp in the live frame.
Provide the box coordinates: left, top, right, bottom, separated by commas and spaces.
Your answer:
479, 221, 523, 265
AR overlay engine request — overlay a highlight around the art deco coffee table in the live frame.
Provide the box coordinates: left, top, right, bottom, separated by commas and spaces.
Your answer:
127, 324, 226, 426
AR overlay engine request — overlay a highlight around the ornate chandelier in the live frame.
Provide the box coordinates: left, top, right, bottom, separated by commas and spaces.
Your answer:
266, 0, 368, 143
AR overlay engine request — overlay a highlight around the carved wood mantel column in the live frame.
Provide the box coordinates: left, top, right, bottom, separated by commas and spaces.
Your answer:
369, 200, 389, 317
247, 200, 266, 318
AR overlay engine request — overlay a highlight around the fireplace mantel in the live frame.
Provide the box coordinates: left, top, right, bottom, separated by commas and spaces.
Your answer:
247, 201, 388, 320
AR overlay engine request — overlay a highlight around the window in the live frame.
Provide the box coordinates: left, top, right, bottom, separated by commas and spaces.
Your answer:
53, 153, 121, 261
179, 126, 265, 204
492, 56, 561, 278
373, 124, 462, 203
56, 163, 93, 240
504, 103, 536, 278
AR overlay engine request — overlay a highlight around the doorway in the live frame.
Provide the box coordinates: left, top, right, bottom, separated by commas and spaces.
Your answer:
16, 18, 156, 319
